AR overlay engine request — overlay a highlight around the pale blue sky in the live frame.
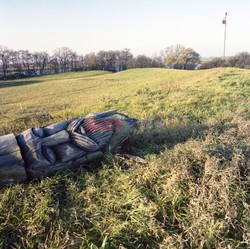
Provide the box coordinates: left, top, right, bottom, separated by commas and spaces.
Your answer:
0, 0, 249, 57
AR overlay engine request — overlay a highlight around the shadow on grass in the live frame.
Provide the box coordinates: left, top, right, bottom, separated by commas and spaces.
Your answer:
130, 123, 237, 157
0, 80, 43, 89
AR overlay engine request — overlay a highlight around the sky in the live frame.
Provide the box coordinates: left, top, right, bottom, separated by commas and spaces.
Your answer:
0, 0, 249, 57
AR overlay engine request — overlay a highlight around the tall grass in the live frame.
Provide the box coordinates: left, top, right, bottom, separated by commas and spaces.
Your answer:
0, 68, 249, 248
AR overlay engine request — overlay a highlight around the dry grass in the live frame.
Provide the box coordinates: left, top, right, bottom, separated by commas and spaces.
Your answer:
0, 68, 249, 248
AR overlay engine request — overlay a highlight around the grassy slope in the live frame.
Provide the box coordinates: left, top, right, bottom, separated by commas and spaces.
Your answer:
0, 68, 249, 248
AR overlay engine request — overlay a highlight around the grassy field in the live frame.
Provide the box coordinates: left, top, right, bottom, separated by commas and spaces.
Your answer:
0, 68, 249, 248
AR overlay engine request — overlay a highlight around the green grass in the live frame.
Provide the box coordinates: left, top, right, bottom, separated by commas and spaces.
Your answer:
0, 68, 249, 248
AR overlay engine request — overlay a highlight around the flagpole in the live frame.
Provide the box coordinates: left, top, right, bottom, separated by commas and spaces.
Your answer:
223, 12, 227, 60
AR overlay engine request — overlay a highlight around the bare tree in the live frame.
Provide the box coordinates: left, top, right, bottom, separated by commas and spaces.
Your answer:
53, 47, 75, 72
49, 57, 59, 74
77, 55, 85, 71
11, 50, 23, 74
84, 53, 98, 70
132, 55, 153, 68
18, 50, 35, 75
33, 52, 49, 75
69, 52, 78, 71
117, 49, 133, 70
235, 52, 250, 68
96, 50, 118, 71
0, 46, 12, 76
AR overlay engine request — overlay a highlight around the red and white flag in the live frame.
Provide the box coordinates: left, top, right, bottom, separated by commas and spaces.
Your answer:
222, 12, 227, 24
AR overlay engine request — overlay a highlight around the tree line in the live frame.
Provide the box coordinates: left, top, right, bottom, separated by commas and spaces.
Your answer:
0, 45, 202, 78
0, 47, 160, 78
0, 44, 249, 79
198, 52, 250, 69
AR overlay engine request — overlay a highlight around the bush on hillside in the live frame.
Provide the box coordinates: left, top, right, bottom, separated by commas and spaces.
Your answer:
198, 52, 250, 70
